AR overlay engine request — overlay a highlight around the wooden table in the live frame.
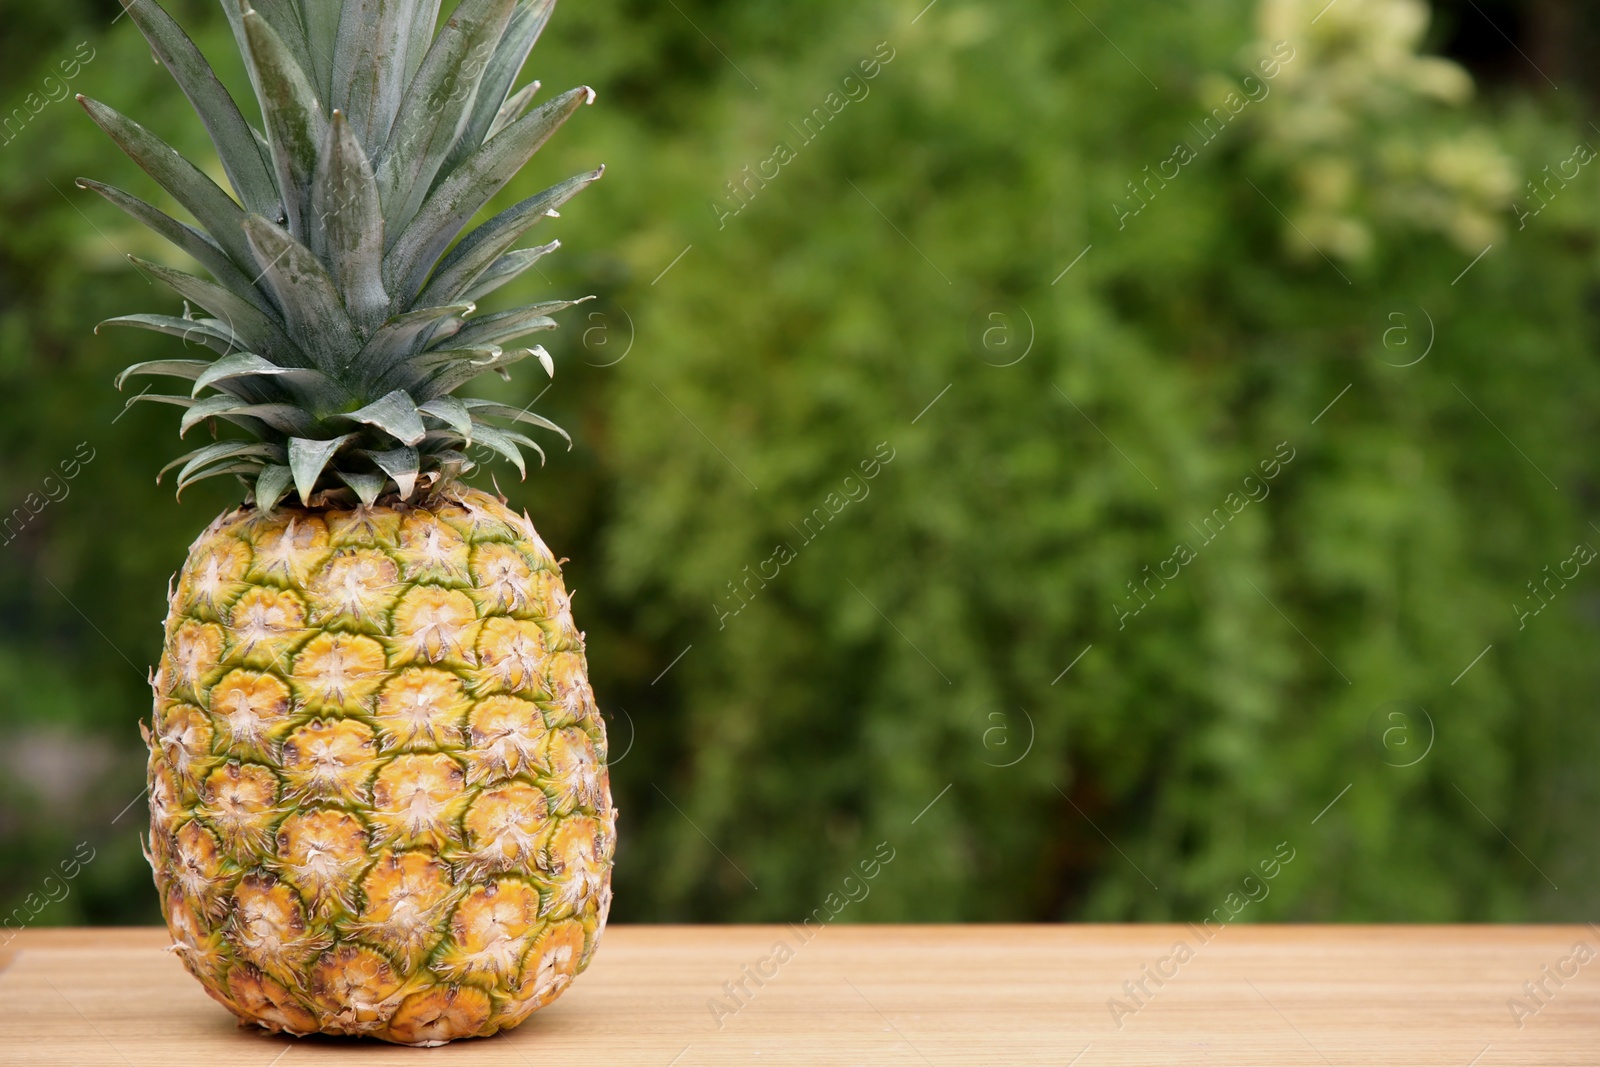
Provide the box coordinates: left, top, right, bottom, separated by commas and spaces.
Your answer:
2, 926, 1597, 1064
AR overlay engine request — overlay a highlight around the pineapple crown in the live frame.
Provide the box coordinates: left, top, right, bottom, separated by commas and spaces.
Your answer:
80, 0, 601, 508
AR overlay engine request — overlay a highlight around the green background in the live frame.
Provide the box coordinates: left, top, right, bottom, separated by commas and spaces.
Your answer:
3, 0, 1600, 928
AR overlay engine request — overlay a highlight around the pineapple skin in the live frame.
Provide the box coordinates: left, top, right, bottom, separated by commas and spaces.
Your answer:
143, 488, 615, 1045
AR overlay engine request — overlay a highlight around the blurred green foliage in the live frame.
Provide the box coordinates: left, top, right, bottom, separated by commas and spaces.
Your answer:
3, 0, 1600, 929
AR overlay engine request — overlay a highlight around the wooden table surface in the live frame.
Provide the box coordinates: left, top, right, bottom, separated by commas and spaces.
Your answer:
2, 925, 1598, 1065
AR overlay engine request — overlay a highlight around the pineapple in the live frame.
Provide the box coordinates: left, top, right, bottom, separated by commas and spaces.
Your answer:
80, 0, 614, 1045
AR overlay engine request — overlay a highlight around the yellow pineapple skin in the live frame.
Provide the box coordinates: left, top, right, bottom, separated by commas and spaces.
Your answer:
143, 489, 615, 1045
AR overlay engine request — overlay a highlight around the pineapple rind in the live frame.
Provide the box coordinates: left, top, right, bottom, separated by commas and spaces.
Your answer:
147, 488, 615, 1044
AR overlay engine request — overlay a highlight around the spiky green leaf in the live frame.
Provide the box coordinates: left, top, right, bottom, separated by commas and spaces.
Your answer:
255, 464, 294, 509
376, 0, 517, 238
393, 344, 500, 377
443, 0, 554, 172
462, 397, 571, 446
387, 89, 592, 301
312, 112, 389, 334
161, 440, 285, 484
176, 460, 268, 496
77, 97, 259, 274
288, 434, 357, 504
352, 303, 472, 378
76, 179, 268, 308
123, 392, 197, 410
329, 0, 417, 151
457, 245, 557, 303
334, 389, 428, 444
403, 0, 444, 85
241, 8, 328, 236
233, 0, 313, 75
483, 420, 547, 465
99, 314, 246, 357
113, 0, 279, 214
462, 421, 526, 477
365, 446, 421, 498
129, 257, 300, 361
488, 81, 538, 139
338, 468, 387, 506
113, 359, 211, 389
419, 395, 474, 443
414, 345, 531, 400
192, 352, 329, 397
448, 300, 575, 349
182, 395, 321, 437
241, 215, 359, 368
295, 0, 341, 103
417, 165, 599, 304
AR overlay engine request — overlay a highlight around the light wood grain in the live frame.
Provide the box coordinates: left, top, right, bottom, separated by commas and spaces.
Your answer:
2, 925, 1598, 1065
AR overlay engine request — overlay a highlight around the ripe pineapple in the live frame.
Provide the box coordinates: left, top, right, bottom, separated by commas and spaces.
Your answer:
81, 0, 614, 1044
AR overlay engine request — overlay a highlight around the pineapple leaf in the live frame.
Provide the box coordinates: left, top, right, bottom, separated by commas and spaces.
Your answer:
458, 244, 557, 303
129, 256, 300, 362
353, 303, 472, 378
463, 420, 527, 478
234, 0, 314, 76
403, 0, 445, 86
100, 314, 246, 357
377, 0, 518, 240
75, 179, 268, 309
421, 236, 556, 309
161, 440, 285, 484
294, 0, 341, 103
443, 0, 555, 174
313, 112, 389, 334
418, 165, 600, 305
124, 392, 199, 409
182, 395, 320, 437
192, 352, 332, 397
386, 87, 592, 302
462, 398, 571, 446
76, 97, 259, 276
91, 0, 598, 501
338, 468, 388, 506
241, 8, 328, 237
113, 359, 211, 388
365, 446, 421, 498
329, 0, 417, 151
418, 395, 474, 444
255, 464, 294, 509
451, 313, 556, 350
176, 459, 269, 496
414, 345, 530, 400
113, 0, 279, 215
126, 393, 271, 434
488, 81, 539, 140
241, 215, 360, 368
486, 421, 548, 466
333, 389, 428, 445
390, 344, 501, 380
288, 434, 358, 504
447, 305, 560, 349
